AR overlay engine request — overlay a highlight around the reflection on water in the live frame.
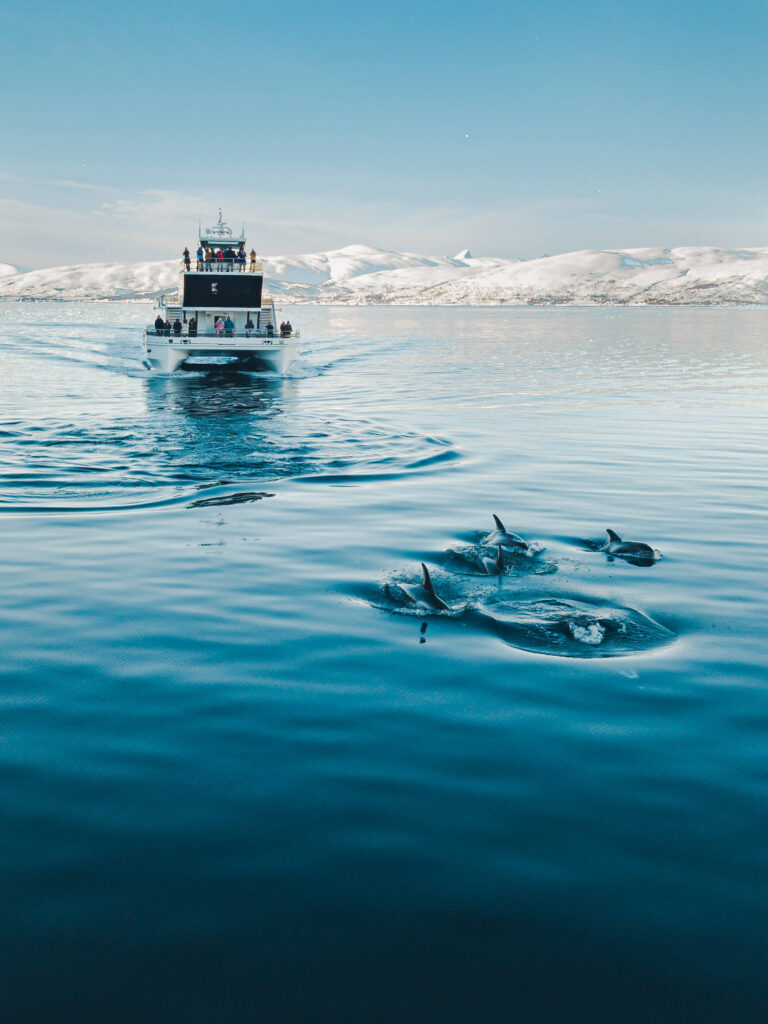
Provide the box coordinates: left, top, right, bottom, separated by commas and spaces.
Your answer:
145, 368, 288, 421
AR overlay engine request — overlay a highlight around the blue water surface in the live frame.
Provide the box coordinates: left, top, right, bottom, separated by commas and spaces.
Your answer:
1, 302, 767, 1023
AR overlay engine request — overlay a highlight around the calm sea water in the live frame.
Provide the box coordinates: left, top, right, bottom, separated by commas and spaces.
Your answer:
1, 302, 767, 1023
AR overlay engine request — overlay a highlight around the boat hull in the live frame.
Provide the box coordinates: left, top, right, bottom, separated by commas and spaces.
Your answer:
144, 335, 301, 373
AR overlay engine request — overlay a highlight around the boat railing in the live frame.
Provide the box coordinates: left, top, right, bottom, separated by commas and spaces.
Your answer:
147, 327, 291, 341
181, 259, 264, 273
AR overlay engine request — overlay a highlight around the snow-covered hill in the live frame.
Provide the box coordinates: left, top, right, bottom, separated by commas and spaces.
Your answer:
2, 244, 768, 305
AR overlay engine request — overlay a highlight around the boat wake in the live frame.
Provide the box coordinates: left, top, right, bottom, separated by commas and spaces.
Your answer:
0, 373, 460, 514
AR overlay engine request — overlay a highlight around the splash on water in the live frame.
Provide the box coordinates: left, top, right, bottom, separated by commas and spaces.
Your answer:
442, 542, 557, 577
476, 594, 675, 658
569, 620, 606, 645
283, 356, 320, 378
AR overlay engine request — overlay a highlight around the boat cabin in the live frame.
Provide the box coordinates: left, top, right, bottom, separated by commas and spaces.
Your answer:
157, 209, 278, 338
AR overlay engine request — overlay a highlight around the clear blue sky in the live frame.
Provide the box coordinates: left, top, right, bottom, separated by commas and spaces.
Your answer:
1, 0, 766, 266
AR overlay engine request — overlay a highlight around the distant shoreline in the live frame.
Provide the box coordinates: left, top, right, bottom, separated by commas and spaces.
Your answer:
2, 244, 768, 305
3, 297, 767, 308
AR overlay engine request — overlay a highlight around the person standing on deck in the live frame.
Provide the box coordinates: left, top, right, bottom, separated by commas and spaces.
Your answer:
183, 247, 191, 271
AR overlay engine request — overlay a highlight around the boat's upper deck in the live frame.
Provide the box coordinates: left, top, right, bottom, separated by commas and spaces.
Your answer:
172, 210, 269, 308
187, 210, 263, 274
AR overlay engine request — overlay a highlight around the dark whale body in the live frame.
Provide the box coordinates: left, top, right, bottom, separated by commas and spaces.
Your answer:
601, 529, 656, 563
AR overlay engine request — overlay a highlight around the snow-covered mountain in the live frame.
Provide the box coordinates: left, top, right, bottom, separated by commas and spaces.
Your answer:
1, 244, 768, 305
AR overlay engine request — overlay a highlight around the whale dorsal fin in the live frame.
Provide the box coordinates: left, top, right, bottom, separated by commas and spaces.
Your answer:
606, 529, 622, 543
421, 563, 436, 594
496, 546, 504, 571
493, 514, 505, 531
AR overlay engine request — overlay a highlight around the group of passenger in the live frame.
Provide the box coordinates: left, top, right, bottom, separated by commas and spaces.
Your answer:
154, 314, 183, 336
213, 316, 236, 336
183, 244, 258, 272
152, 315, 197, 336
152, 313, 289, 339
210, 315, 264, 337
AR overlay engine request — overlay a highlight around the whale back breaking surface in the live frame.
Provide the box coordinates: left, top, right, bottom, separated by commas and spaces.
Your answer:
602, 528, 658, 563
484, 514, 528, 551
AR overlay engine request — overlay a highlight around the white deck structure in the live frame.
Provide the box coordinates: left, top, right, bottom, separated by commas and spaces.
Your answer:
144, 211, 300, 373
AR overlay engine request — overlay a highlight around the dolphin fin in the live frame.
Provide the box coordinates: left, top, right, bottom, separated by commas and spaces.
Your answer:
493, 514, 505, 531
496, 546, 504, 572
606, 529, 622, 543
421, 563, 436, 594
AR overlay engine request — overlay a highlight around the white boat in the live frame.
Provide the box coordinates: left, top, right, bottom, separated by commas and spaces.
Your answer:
143, 210, 301, 373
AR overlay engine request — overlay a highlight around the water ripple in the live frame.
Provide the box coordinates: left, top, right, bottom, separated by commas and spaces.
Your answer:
0, 366, 460, 512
